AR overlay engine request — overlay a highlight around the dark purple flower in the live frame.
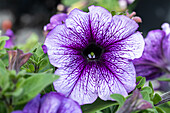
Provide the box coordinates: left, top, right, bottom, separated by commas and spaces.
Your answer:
44, 13, 68, 31
44, 5, 144, 105
133, 23, 170, 80
12, 92, 82, 113
3, 29, 15, 48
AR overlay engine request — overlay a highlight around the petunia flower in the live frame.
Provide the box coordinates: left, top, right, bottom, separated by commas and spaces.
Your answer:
44, 5, 144, 105
43, 13, 68, 32
12, 92, 82, 113
3, 29, 15, 48
133, 23, 170, 80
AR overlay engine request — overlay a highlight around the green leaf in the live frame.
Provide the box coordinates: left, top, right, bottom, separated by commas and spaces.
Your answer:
110, 93, 125, 109
13, 73, 59, 105
0, 49, 6, 55
136, 76, 142, 83
39, 58, 48, 71
30, 43, 44, 57
141, 86, 152, 95
111, 10, 116, 16
0, 36, 9, 42
136, 77, 146, 88
157, 78, 170, 82
149, 81, 154, 98
153, 93, 162, 105
0, 60, 9, 93
140, 91, 150, 102
0, 101, 7, 113
81, 98, 118, 113
0, 36, 9, 50
155, 106, 166, 113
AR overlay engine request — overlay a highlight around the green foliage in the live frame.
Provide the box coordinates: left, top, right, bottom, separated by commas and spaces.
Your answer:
110, 93, 125, 109
12, 73, 59, 105
155, 106, 166, 113
157, 77, 170, 82
0, 36, 9, 56
62, 0, 80, 6
153, 93, 162, 105
22, 43, 54, 73
94, 0, 120, 12
81, 98, 118, 113
0, 60, 9, 94
0, 101, 7, 113
136, 76, 146, 88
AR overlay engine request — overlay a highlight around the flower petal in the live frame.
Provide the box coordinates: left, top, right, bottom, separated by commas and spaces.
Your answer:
163, 34, 170, 64
59, 96, 82, 113
65, 8, 90, 45
23, 94, 41, 113
45, 24, 87, 50
134, 60, 165, 80
97, 56, 136, 100
105, 32, 144, 60
44, 24, 86, 68
53, 61, 98, 105
142, 30, 165, 64
40, 92, 62, 113
100, 15, 139, 48
11, 111, 23, 113
88, 5, 112, 41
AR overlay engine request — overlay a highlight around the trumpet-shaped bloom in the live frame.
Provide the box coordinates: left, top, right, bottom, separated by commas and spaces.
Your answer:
133, 23, 170, 80
44, 5, 144, 105
12, 92, 82, 113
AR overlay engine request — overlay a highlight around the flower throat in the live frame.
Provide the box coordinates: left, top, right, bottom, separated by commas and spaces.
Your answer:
82, 43, 103, 61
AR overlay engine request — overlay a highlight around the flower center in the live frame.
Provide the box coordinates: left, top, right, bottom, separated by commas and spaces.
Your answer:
82, 43, 103, 61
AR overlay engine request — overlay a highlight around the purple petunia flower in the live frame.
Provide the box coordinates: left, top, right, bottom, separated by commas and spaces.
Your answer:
44, 13, 68, 31
133, 23, 170, 80
3, 29, 15, 48
12, 92, 82, 113
44, 5, 144, 105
